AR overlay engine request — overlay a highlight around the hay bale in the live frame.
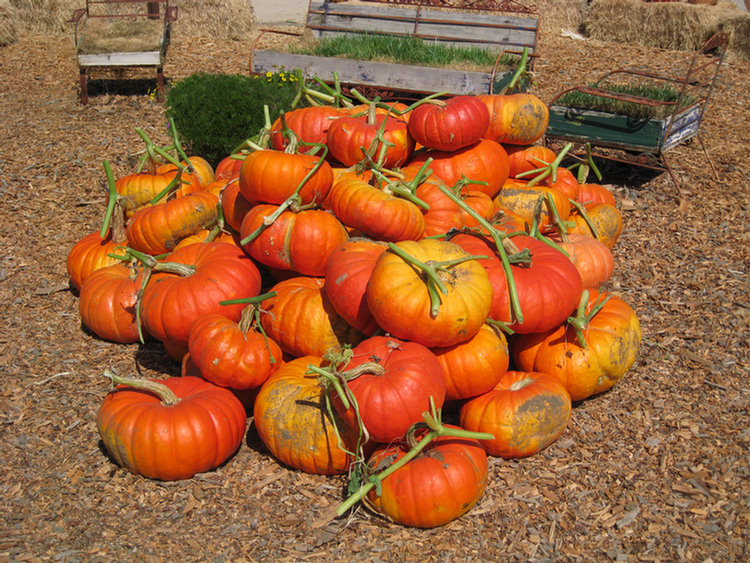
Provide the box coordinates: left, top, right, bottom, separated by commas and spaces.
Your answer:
583, 0, 750, 60
171, 0, 256, 40
0, 0, 18, 46
584, 0, 749, 59
721, 12, 750, 59
534, 0, 589, 35
3, 0, 256, 43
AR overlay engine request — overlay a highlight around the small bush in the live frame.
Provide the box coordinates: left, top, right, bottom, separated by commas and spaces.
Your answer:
165, 72, 302, 165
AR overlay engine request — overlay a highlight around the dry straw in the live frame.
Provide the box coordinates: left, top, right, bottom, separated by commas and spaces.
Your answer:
4, 0, 257, 44
0, 0, 19, 46
584, 0, 749, 59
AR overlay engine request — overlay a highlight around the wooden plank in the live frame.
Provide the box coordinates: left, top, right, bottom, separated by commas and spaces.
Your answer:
661, 105, 701, 151
252, 50, 504, 96
78, 51, 163, 66
311, 29, 534, 53
307, 1, 538, 28
306, 0, 538, 52
309, 15, 419, 36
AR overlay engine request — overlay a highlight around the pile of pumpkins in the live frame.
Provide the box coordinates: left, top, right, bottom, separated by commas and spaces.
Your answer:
68, 91, 641, 528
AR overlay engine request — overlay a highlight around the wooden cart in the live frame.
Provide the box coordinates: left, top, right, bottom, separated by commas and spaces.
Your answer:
544, 31, 730, 196
70, 0, 178, 104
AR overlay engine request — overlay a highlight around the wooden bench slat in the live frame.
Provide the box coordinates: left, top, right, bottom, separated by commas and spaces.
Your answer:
253, 50, 510, 96
311, 28, 535, 54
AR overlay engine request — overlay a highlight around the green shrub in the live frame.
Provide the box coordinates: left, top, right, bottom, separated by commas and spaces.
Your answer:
165, 72, 302, 165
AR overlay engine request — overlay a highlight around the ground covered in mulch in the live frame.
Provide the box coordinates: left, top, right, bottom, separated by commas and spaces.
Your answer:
0, 25, 748, 563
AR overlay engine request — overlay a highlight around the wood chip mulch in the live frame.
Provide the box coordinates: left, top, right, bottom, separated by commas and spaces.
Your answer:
0, 26, 747, 563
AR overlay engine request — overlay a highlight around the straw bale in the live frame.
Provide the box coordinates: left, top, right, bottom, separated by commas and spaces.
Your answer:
4, 0, 256, 42
0, 0, 19, 46
584, 0, 749, 59
170, 0, 256, 41
533, 0, 589, 35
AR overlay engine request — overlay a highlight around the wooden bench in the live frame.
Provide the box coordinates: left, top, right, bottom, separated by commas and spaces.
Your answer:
70, 0, 178, 104
250, 0, 540, 100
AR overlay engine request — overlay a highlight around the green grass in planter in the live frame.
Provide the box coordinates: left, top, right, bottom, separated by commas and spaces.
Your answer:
291, 33, 518, 71
554, 83, 698, 121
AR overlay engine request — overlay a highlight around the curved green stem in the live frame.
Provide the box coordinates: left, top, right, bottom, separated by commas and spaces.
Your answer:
502, 47, 529, 94
435, 182, 525, 324
239, 148, 328, 245
336, 397, 493, 516
100, 160, 118, 239
104, 369, 180, 406
386, 242, 486, 317
516, 143, 573, 187
149, 170, 185, 205
566, 289, 612, 349
568, 198, 601, 240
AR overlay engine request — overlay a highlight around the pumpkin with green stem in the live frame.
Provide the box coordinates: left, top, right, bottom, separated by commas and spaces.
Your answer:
125, 190, 220, 256
97, 371, 247, 481
404, 138, 511, 199
332, 335, 447, 443
323, 175, 426, 242
511, 289, 642, 401
79, 262, 144, 344
187, 294, 282, 390
365, 239, 493, 348
238, 148, 334, 207
259, 276, 364, 358
253, 355, 360, 475
326, 104, 414, 168
138, 242, 262, 349
459, 370, 572, 458
240, 203, 349, 277
334, 399, 492, 528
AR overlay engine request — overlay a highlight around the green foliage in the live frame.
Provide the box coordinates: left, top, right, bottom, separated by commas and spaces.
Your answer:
291, 32, 517, 71
164, 72, 302, 165
554, 82, 697, 120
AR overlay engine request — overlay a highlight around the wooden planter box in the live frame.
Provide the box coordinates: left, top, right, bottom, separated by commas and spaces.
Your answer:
251, 50, 522, 98
546, 103, 702, 153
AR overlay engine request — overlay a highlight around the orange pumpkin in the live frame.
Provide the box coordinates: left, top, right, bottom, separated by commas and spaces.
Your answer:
459, 370, 572, 458
431, 323, 509, 401
253, 355, 359, 475
511, 290, 642, 401
479, 93, 549, 146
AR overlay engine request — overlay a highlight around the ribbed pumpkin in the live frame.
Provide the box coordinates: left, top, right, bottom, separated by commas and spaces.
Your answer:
323, 237, 389, 336
431, 323, 509, 401
407, 96, 490, 152
365, 429, 488, 528
97, 374, 247, 481
403, 138, 511, 199
187, 310, 283, 390
479, 93, 549, 145
323, 177, 425, 242
366, 239, 493, 347
511, 290, 642, 401
139, 242, 262, 348
240, 204, 349, 277
79, 262, 143, 344
125, 190, 219, 255
260, 276, 364, 358
238, 149, 334, 206
459, 370, 571, 458
253, 355, 359, 474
